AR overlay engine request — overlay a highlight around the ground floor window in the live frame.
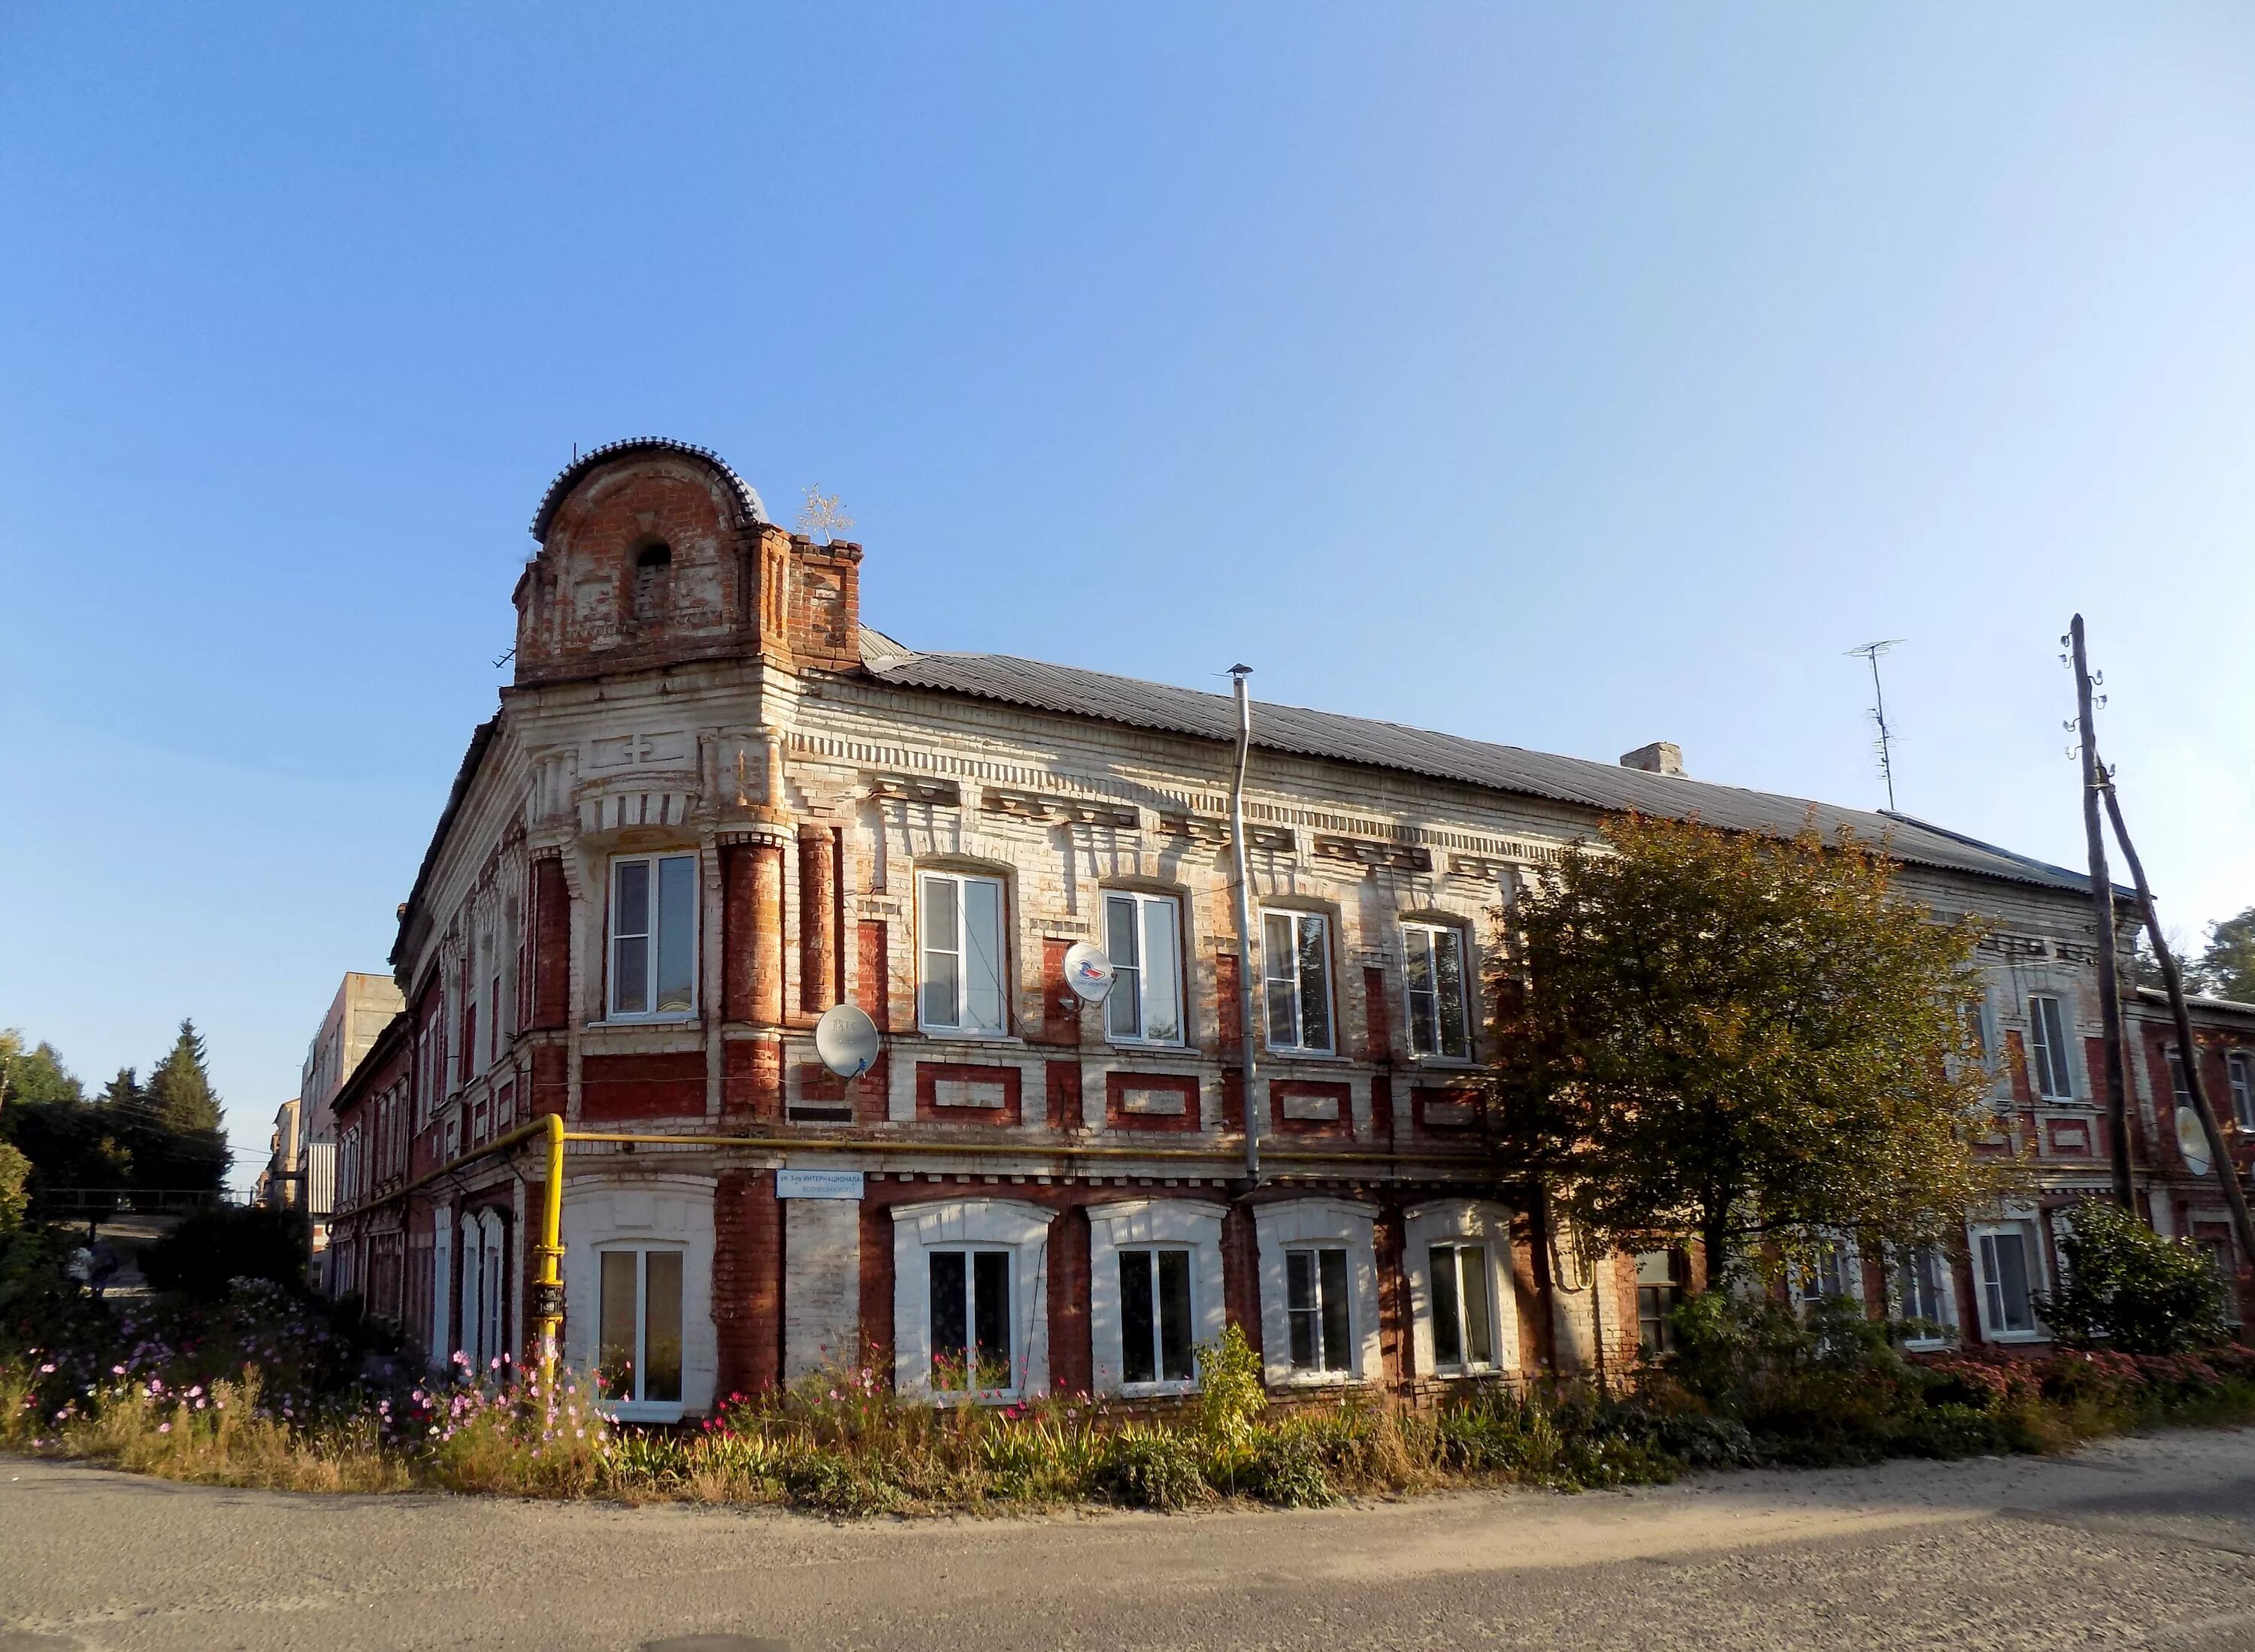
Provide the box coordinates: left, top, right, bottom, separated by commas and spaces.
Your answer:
1429, 1242, 1494, 1369
1636, 1250, 1682, 1357
1893, 1244, 1954, 1341
1793, 1239, 1859, 1311
929, 1248, 1012, 1393
1973, 1222, 2039, 1338
1286, 1246, 1352, 1372
598, 1247, 683, 1406
1118, 1248, 1194, 1385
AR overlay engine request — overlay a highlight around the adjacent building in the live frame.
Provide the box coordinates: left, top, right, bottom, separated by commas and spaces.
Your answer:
322, 437, 2252, 1415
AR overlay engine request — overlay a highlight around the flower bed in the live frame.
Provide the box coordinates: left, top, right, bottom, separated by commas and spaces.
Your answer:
8, 1278, 2255, 1514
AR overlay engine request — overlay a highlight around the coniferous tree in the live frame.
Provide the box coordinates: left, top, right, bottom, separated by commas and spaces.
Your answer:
98, 1067, 141, 1111
146, 1020, 222, 1134
2197, 907, 2255, 1004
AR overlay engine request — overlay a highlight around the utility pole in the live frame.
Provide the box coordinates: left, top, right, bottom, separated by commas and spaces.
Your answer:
1848, 640, 1905, 812
2067, 615, 2135, 1210
2101, 775, 2255, 1267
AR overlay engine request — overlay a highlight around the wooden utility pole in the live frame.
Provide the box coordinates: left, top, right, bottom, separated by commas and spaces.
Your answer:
2099, 777, 2255, 1268
2069, 615, 2135, 1209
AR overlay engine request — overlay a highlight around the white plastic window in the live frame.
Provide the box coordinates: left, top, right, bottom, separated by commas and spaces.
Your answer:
1427, 1242, 1494, 1369
598, 1247, 684, 1409
2230, 1053, 2255, 1132
920, 873, 1007, 1035
2028, 994, 2075, 1101
1117, 1248, 1195, 1385
1403, 923, 1471, 1059
609, 854, 697, 1019
1104, 891, 1184, 1045
1285, 1246, 1351, 1371
1262, 910, 1334, 1054
1894, 1244, 1954, 1342
1974, 1223, 2040, 1337
928, 1247, 1012, 1393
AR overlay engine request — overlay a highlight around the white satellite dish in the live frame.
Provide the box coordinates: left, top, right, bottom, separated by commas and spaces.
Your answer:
814, 1003, 881, 1079
2177, 1107, 2213, 1177
1061, 940, 1116, 1003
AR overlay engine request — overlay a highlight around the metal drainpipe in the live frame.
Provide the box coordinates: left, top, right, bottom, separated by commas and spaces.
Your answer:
1230, 666, 1261, 1186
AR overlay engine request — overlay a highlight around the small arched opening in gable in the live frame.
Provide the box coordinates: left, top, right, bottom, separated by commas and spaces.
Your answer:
629, 538, 673, 626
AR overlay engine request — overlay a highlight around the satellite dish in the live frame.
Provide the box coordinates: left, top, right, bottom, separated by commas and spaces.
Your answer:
1061, 940, 1116, 1003
814, 1003, 881, 1079
2178, 1107, 2213, 1176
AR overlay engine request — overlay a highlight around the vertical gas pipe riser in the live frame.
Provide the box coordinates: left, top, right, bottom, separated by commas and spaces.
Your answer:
1230, 667, 1261, 1186
535, 1111, 566, 1387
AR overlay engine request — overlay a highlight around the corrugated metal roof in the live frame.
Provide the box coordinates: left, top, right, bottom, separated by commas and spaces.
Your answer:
866, 648, 2092, 894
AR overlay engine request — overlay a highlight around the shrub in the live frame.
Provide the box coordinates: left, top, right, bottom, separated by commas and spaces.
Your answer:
139, 1206, 312, 1300
2036, 1198, 2229, 1354
1194, 1324, 1267, 1456
1093, 1423, 1206, 1510
1239, 1425, 1336, 1507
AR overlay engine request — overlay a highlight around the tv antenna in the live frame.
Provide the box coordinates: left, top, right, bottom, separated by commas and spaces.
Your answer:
1847, 640, 1905, 812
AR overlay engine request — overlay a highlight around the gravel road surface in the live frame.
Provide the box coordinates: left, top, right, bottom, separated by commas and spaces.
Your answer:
5, 1429, 2254, 1650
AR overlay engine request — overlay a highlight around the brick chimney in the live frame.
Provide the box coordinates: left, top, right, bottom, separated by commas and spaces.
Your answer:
1619, 741, 1685, 778
785, 534, 862, 672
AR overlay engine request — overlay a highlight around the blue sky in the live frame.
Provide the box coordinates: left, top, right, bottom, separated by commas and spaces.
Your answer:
3, 4, 2250, 1182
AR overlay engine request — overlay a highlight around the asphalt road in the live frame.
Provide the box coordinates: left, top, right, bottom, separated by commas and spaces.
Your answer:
6, 1429, 2255, 1650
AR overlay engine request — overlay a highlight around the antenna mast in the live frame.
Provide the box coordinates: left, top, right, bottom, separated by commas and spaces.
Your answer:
1848, 640, 1905, 812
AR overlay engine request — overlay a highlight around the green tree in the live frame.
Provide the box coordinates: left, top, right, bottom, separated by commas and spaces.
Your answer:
2036, 1197, 2227, 1354
2196, 906, 2255, 1004
146, 1019, 222, 1134
1490, 813, 2011, 1281
0, 1032, 85, 1110
98, 1067, 141, 1110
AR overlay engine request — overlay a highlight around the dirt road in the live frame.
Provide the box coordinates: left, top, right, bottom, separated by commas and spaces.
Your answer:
5, 1429, 2254, 1650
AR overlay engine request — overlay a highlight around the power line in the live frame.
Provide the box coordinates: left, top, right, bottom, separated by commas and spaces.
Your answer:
1847, 640, 1906, 812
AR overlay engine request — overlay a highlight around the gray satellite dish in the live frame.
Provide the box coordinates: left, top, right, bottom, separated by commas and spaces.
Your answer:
814, 1003, 881, 1079
2177, 1107, 2213, 1177
1061, 940, 1116, 1003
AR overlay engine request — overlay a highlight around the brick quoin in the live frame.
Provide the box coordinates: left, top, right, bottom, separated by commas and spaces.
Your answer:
1048, 1206, 1093, 1396
713, 1170, 782, 1396
723, 844, 758, 1022
1374, 1205, 1405, 1382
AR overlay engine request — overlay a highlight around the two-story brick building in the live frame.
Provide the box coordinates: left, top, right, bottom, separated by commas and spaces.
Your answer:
322, 437, 2251, 1417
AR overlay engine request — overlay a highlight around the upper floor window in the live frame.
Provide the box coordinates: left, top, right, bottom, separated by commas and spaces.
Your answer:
920, 872, 1006, 1035
2027, 994, 2075, 1101
609, 853, 697, 1019
2230, 1051, 2255, 1132
1403, 922, 1471, 1060
1104, 891, 1183, 1045
1261, 910, 1333, 1055
2168, 1045, 2193, 1109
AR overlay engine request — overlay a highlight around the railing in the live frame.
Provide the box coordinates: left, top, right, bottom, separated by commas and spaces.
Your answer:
32, 1187, 244, 1215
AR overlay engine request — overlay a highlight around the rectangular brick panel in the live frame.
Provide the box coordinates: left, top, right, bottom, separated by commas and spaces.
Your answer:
531, 855, 570, 1031
855, 920, 890, 1030
1105, 1070, 1200, 1131
1048, 1204, 1093, 1396
914, 1061, 1022, 1125
1271, 1079, 1352, 1138
1046, 1060, 1081, 1130
578, 1052, 706, 1121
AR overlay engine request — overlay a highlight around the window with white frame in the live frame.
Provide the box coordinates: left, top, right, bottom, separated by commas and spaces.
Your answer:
1972, 1219, 2042, 1339
1261, 909, 1333, 1054
891, 1200, 1055, 1401
1118, 1248, 1195, 1386
1893, 1244, 1955, 1342
919, 872, 1008, 1035
1428, 1242, 1495, 1369
1255, 1200, 1379, 1385
1103, 891, 1184, 1045
608, 853, 698, 1019
928, 1248, 1012, 1393
2027, 994, 2076, 1101
597, 1246, 684, 1408
1088, 1201, 1227, 1397
1636, 1250, 1684, 1357
2231, 1052, 2255, 1132
2167, 1045, 2193, 1109
1286, 1248, 1352, 1373
1792, 1239, 1859, 1309
1403, 922, 1472, 1060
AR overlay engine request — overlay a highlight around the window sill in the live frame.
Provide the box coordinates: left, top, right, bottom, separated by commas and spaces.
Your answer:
1899, 1336, 1957, 1352
600, 1401, 686, 1424
591, 1015, 700, 1029
1117, 1381, 1200, 1400
1273, 1369, 1359, 1389
1429, 1364, 1501, 1380
914, 1029, 1022, 1046
1984, 1330, 2048, 1345
1104, 1038, 1191, 1054
1263, 1048, 1348, 1064
1406, 1054, 1481, 1070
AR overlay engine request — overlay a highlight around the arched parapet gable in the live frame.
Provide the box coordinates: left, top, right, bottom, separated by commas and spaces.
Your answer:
513, 438, 784, 687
